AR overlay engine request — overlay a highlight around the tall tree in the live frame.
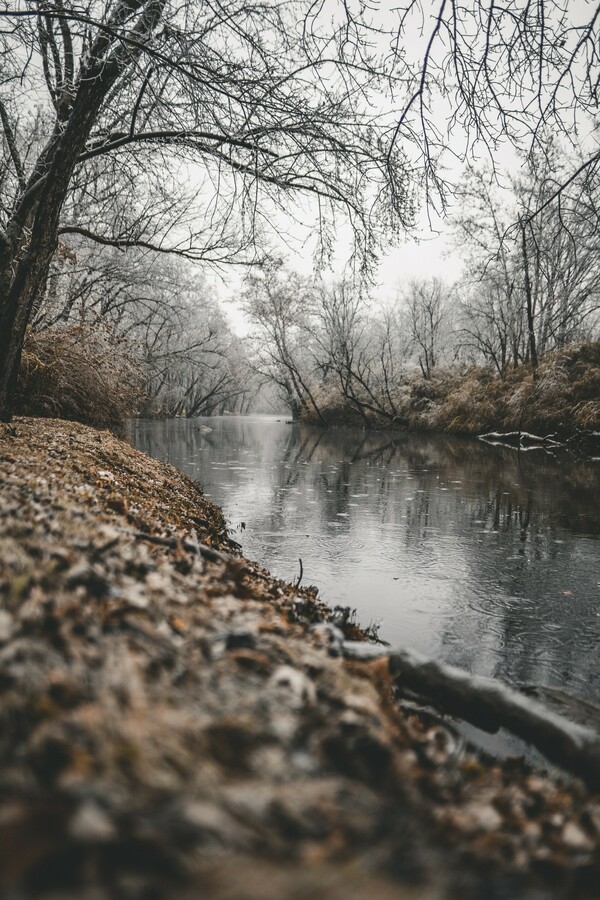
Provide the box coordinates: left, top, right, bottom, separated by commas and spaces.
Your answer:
390, 2, 600, 204
403, 277, 451, 379
242, 265, 326, 423
0, 0, 412, 420
4, 1, 600, 421
454, 146, 600, 375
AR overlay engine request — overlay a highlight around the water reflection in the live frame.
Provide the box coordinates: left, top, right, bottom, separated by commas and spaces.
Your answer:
128, 416, 600, 705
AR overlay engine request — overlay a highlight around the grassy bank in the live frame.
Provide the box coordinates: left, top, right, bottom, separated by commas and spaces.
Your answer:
0, 418, 599, 898
406, 342, 600, 437
304, 342, 600, 438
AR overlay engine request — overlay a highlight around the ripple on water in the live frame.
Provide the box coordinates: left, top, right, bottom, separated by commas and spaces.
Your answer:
468, 593, 541, 620
130, 418, 600, 706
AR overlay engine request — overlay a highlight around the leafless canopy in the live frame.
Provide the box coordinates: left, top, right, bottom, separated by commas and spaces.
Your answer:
0, 0, 414, 258
2, 1, 600, 421
0, 0, 424, 419
389, 1, 600, 207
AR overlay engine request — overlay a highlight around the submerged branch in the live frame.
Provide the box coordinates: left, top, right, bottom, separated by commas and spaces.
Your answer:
343, 641, 600, 790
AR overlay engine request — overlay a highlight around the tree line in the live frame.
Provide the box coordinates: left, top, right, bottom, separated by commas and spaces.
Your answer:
2, 1, 600, 422
244, 142, 600, 424
31, 235, 256, 418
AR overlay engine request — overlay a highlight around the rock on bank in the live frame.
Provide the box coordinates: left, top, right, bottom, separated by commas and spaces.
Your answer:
0, 417, 598, 899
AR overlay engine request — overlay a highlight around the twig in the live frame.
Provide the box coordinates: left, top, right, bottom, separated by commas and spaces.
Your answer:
295, 557, 303, 588
128, 530, 234, 565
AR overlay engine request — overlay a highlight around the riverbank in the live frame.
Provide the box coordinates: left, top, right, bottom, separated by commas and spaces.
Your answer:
302, 341, 600, 441
1, 417, 599, 898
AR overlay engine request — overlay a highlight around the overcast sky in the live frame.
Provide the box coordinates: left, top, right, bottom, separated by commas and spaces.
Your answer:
219, 218, 464, 335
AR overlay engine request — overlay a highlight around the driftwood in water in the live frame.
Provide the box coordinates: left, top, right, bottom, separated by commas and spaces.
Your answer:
479, 430, 562, 451
479, 428, 600, 457
342, 641, 600, 789
389, 648, 600, 788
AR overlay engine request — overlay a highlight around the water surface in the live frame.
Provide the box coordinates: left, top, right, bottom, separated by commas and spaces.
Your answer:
129, 416, 600, 707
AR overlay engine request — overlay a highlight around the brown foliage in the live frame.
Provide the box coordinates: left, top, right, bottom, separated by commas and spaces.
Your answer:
404, 343, 600, 436
16, 325, 146, 428
305, 342, 600, 436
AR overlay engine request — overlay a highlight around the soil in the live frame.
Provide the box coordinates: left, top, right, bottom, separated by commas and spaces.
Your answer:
0, 416, 599, 899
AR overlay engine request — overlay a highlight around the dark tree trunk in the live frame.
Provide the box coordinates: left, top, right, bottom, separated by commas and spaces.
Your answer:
0, 0, 166, 421
520, 219, 538, 378
0, 119, 96, 419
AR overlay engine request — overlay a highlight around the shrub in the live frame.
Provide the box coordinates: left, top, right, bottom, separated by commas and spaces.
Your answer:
397, 343, 600, 436
17, 325, 146, 428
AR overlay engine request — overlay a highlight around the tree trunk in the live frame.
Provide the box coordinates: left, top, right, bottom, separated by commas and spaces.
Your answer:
0, 139, 90, 417
0, 0, 167, 421
520, 219, 538, 378
0, 278, 42, 422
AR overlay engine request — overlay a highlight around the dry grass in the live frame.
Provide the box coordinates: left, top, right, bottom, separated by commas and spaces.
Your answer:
408, 342, 600, 436
308, 342, 600, 436
17, 325, 145, 428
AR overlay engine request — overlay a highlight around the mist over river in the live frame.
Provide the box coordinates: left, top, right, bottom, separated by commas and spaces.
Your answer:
129, 416, 600, 711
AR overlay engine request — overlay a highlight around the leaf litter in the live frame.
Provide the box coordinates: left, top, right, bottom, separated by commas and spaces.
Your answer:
0, 417, 598, 898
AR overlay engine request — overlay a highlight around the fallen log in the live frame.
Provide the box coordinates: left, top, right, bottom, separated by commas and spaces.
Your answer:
342, 641, 600, 790
391, 648, 600, 789
479, 430, 562, 450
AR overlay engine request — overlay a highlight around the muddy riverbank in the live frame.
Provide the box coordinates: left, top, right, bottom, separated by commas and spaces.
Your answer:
0, 417, 599, 898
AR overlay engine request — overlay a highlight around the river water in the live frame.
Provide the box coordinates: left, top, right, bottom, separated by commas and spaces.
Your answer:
129, 415, 600, 710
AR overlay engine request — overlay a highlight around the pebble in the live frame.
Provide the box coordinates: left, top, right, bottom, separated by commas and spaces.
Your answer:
562, 821, 594, 851
270, 666, 317, 705
0, 610, 13, 642
69, 802, 116, 843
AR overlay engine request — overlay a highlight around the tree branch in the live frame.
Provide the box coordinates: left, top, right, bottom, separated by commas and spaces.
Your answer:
0, 98, 26, 192
342, 641, 600, 790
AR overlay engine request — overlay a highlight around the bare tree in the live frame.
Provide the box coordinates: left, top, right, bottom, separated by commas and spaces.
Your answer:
0, 0, 413, 420
243, 265, 327, 423
454, 145, 600, 376
365, 304, 413, 421
403, 277, 451, 379
139, 299, 252, 418
28, 222, 252, 418
4, 1, 600, 422
514, 143, 600, 355
390, 2, 600, 206
311, 281, 410, 425
457, 278, 523, 378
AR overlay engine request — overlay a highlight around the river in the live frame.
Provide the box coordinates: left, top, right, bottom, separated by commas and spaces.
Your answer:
128, 415, 600, 716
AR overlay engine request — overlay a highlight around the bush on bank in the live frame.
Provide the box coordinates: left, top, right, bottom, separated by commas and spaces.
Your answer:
410, 341, 600, 436
302, 341, 600, 435
14, 326, 600, 437
16, 325, 146, 428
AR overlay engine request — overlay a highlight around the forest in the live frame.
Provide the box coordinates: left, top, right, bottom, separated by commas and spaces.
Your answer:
1, 1, 599, 434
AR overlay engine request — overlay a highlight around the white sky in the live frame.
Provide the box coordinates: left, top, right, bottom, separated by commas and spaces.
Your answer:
376, 230, 464, 301
218, 226, 464, 335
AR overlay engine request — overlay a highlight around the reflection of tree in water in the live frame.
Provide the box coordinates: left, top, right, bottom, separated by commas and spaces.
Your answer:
130, 417, 600, 551
421, 447, 600, 697
293, 428, 600, 699
128, 418, 600, 702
